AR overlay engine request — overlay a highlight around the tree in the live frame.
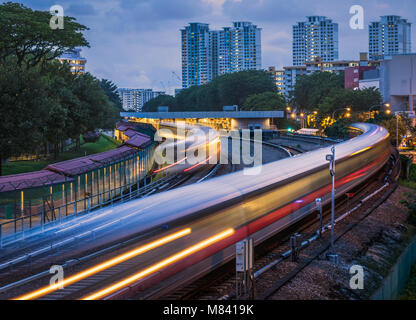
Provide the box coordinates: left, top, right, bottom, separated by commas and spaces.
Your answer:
142, 94, 176, 112
292, 72, 344, 112
0, 63, 49, 174
216, 70, 276, 108
172, 70, 276, 111
100, 79, 122, 110
368, 112, 409, 146
0, 2, 120, 172
349, 87, 382, 113
0, 2, 89, 69
242, 92, 286, 111
317, 86, 382, 123
73, 73, 120, 132
318, 88, 352, 116
324, 118, 355, 140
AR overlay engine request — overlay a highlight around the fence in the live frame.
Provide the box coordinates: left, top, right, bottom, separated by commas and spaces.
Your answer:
372, 235, 416, 300
0, 143, 157, 245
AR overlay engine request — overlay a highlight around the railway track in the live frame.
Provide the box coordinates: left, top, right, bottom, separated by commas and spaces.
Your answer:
157, 151, 400, 300
0, 136, 294, 300
0, 135, 365, 300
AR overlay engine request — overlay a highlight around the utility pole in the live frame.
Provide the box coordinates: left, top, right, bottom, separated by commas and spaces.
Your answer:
326, 146, 338, 264
396, 113, 399, 148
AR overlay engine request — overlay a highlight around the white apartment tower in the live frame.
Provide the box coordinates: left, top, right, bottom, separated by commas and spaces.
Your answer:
369, 15, 412, 60
293, 16, 339, 66
220, 22, 262, 74
181, 22, 262, 88
181, 23, 213, 89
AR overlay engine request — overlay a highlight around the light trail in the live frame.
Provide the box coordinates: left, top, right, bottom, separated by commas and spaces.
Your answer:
183, 156, 213, 172
153, 157, 187, 173
82, 228, 234, 300
14, 228, 191, 300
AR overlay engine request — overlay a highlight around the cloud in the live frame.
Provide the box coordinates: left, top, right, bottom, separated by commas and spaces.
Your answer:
67, 3, 97, 16
6, 0, 416, 94
203, 0, 227, 15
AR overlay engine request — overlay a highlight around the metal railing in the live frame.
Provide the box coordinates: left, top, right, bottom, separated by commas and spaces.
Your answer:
0, 143, 160, 247
0, 167, 174, 248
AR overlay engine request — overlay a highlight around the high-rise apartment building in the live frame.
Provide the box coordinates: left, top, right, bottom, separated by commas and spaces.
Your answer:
181, 23, 213, 89
118, 88, 165, 112
181, 22, 262, 88
225, 22, 262, 73
292, 16, 338, 66
369, 15, 412, 60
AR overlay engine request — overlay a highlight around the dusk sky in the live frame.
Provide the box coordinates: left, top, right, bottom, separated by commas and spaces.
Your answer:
10, 0, 416, 94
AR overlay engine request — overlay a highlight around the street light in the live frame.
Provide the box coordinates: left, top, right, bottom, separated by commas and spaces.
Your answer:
394, 102, 408, 149
326, 146, 338, 264
369, 103, 391, 119
332, 107, 351, 120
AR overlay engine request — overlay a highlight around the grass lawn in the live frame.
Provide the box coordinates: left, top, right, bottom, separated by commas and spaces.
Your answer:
399, 163, 416, 189
399, 179, 416, 189
2, 134, 121, 176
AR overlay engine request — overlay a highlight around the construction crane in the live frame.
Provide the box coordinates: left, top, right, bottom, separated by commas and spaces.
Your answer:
171, 71, 181, 84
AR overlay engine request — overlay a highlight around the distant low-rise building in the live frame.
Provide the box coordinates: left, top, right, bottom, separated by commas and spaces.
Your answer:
306, 59, 359, 75
267, 67, 285, 94
283, 65, 307, 98
379, 53, 416, 112
118, 88, 165, 112
345, 66, 378, 89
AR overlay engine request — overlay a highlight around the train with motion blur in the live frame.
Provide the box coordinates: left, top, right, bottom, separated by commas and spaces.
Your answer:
8, 123, 395, 300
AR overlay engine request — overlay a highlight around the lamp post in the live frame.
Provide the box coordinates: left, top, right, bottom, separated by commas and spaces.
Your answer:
286, 106, 291, 119
326, 146, 338, 264
391, 102, 408, 149
300, 113, 305, 129
396, 112, 403, 149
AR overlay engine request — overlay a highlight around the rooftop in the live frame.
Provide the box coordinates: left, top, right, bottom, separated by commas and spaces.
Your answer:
121, 111, 284, 119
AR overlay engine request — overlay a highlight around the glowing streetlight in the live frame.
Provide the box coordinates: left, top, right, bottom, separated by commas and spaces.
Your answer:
332, 107, 351, 120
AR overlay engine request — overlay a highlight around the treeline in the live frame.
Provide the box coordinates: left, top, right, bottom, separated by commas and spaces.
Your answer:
144, 70, 382, 125
0, 2, 121, 175
292, 71, 382, 118
143, 70, 286, 112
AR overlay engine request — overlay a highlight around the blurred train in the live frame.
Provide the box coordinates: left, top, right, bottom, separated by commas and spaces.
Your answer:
11, 123, 396, 300
152, 122, 220, 175
105, 123, 394, 299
